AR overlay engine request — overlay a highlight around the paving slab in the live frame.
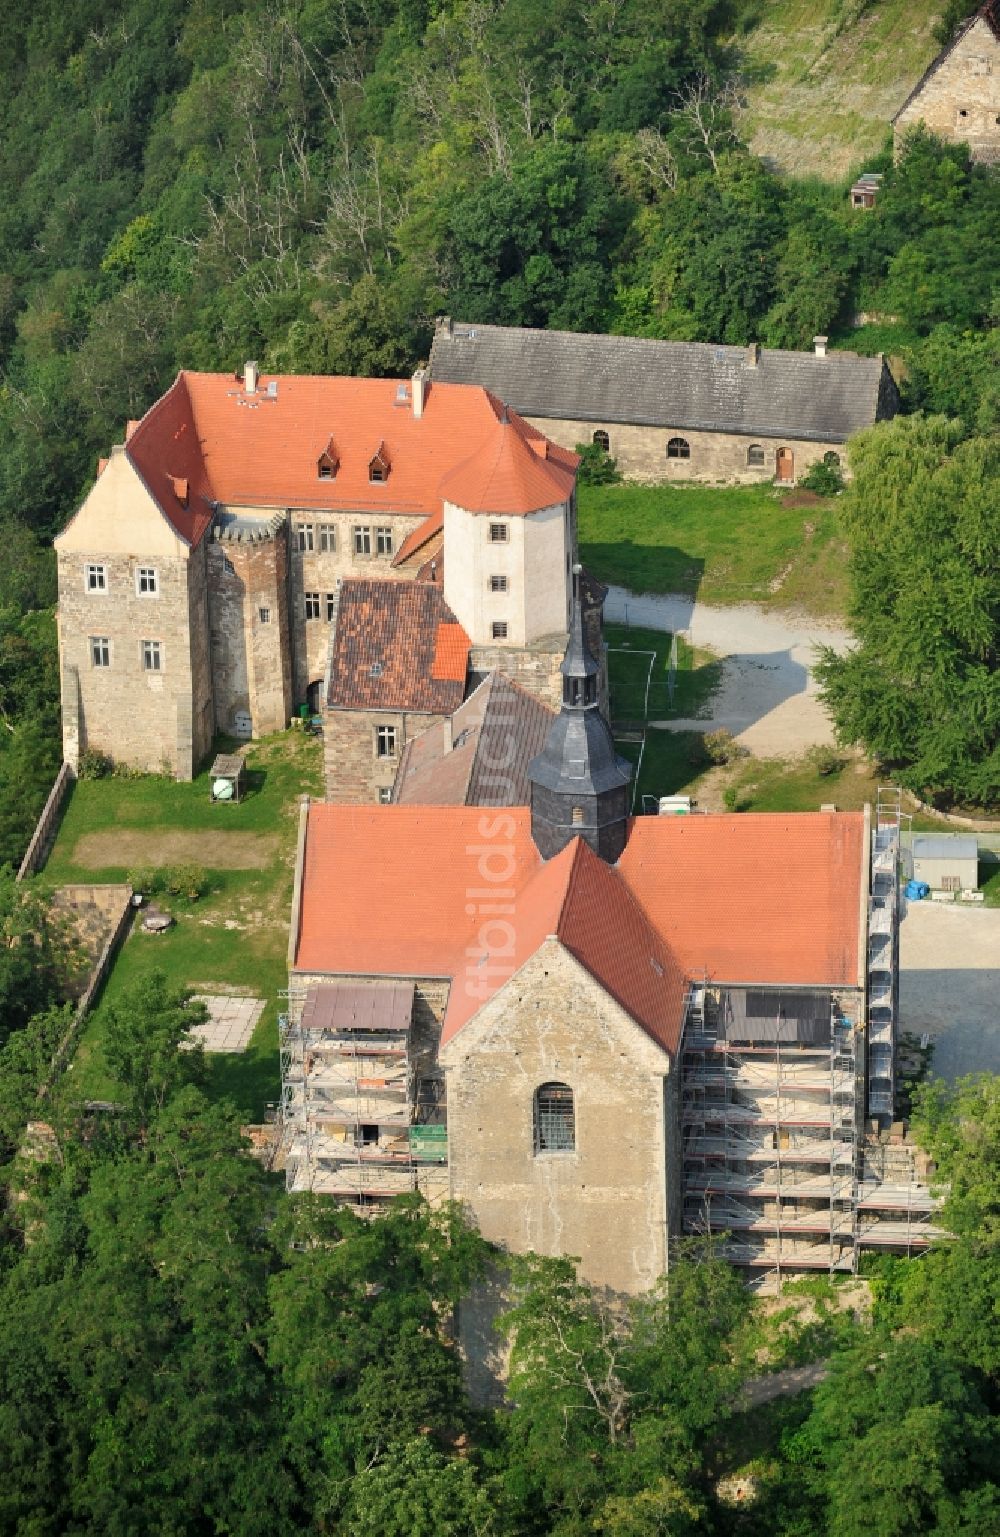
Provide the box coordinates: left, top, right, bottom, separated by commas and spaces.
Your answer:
186, 994, 265, 1053
898, 903, 1000, 1080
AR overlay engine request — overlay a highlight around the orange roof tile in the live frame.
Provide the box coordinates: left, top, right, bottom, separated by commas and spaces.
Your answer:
293, 808, 865, 1055
123, 371, 576, 546
430, 623, 470, 682
618, 813, 864, 987
392, 507, 442, 566
439, 410, 578, 515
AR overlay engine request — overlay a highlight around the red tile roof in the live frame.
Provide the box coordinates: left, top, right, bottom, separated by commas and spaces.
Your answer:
392, 507, 442, 566
439, 409, 578, 515
326, 579, 469, 714
617, 813, 864, 987
123, 371, 576, 546
292, 807, 865, 1055
430, 623, 469, 683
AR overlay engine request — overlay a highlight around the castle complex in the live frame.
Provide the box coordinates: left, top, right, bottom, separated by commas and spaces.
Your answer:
54, 363, 594, 784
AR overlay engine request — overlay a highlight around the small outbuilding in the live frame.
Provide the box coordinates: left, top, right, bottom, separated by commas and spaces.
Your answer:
210, 752, 246, 804
850, 172, 883, 209
911, 834, 978, 893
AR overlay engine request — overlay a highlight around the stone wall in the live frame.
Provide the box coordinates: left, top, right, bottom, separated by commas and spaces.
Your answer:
323, 707, 449, 802
442, 939, 674, 1295
524, 415, 852, 485
56, 547, 201, 778
289, 509, 426, 699
894, 17, 1000, 165
208, 523, 293, 737
467, 639, 566, 711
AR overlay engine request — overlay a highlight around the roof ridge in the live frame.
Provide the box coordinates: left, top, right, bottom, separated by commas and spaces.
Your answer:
554, 837, 590, 938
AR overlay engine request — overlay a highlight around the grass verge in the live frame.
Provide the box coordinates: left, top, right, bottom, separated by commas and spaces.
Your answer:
44, 729, 323, 1120
579, 482, 849, 616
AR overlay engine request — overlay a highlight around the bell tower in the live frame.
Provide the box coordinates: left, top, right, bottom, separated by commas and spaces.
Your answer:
527, 568, 632, 863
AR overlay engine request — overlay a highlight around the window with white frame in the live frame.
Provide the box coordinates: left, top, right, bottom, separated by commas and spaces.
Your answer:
489, 522, 508, 543
304, 592, 321, 620
90, 636, 110, 669
85, 563, 108, 593
318, 524, 337, 553
375, 724, 397, 758
141, 640, 162, 672
377, 787, 393, 804
375, 526, 393, 556
297, 524, 315, 553
136, 566, 158, 595
353, 526, 372, 556
491, 621, 508, 640
325, 592, 336, 621
490, 574, 508, 593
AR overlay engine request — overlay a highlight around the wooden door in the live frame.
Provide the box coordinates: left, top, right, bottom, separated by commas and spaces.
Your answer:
776, 447, 794, 482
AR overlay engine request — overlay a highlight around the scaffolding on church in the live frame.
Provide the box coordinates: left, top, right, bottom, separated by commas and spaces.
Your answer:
680, 983, 861, 1293
278, 980, 448, 1208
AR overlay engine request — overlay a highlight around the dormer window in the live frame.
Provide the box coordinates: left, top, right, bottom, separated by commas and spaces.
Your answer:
369, 442, 391, 483
318, 438, 339, 480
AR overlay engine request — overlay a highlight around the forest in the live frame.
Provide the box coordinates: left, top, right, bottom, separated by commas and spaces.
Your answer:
0, 972, 998, 1535
0, 0, 998, 849
0, 3, 998, 1529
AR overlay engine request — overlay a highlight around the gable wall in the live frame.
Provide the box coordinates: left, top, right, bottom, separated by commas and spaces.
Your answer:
442, 939, 675, 1295
895, 17, 1000, 164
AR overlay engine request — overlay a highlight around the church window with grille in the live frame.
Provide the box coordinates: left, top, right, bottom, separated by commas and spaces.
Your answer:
534, 1082, 575, 1153
666, 437, 691, 460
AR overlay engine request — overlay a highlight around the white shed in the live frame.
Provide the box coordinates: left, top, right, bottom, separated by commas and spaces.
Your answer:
911, 835, 978, 893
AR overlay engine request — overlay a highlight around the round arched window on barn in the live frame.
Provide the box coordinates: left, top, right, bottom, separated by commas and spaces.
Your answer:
666, 437, 691, 460
592, 429, 610, 453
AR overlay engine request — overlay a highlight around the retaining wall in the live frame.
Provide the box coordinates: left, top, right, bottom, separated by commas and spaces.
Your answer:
16, 762, 75, 881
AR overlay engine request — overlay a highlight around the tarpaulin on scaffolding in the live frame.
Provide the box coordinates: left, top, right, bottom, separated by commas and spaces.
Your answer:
720, 988, 832, 1045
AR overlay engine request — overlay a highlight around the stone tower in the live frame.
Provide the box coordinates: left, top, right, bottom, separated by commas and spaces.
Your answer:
527, 570, 632, 863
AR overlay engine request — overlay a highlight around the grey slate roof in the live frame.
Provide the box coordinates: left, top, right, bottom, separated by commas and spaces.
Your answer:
430, 321, 895, 445
912, 835, 978, 861
393, 672, 555, 807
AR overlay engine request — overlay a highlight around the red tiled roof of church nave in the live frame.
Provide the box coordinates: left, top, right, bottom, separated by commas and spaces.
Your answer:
293, 806, 865, 1054
123, 370, 576, 546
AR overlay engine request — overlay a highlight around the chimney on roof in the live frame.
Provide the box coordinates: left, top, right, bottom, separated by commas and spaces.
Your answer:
814, 335, 828, 358
244, 360, 259, 393
442, 716, 453, 754
412, 366, 429, 419
436, 315, 453, 337
747, 342, 760, 367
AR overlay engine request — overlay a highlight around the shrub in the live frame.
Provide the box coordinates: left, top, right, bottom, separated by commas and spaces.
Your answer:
77, 749, 112, 780
126, 867, 160, 897
799, 456, 845, 497
723, 785, 751, 812
807, 744, 845, 777
704, 729, 748, 765
574, 440, 622, 486
161, 864, 208, 901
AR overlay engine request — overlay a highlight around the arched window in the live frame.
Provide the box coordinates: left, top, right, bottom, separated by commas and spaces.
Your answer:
666, 437, 690, 460
823, 451, 841, 468
534, 1082, 575, 1153
592, 429, 610, 453
747, 444, 765, 467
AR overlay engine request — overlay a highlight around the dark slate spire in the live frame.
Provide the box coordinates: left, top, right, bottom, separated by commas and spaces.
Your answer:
528, 567, 632, 863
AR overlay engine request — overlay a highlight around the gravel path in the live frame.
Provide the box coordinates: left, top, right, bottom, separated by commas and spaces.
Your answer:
605, 586, 852, 756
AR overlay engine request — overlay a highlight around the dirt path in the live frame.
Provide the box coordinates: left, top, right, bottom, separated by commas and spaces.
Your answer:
71, 829, 281, 870
605, 585, 852, 756
740, 1360, 830, 1410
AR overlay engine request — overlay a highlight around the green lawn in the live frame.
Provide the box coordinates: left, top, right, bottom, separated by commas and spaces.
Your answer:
605, 622, 723, 725
579, 483, 849, 616
44, 730, 323, 1120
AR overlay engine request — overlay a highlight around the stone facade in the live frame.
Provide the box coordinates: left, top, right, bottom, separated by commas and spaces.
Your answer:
324, 707, 450, 803
56, 544, 211, 780
524, 415, 850, 486
441, 939, 675, 1295
894, 12, 1000, 165
207, 521, 293, 740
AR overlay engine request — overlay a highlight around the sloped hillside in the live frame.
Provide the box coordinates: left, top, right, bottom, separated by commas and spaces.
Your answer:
737, 0, 946, 178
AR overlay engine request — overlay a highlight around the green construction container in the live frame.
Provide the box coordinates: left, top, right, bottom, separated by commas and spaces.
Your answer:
298, 703, 310, 719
